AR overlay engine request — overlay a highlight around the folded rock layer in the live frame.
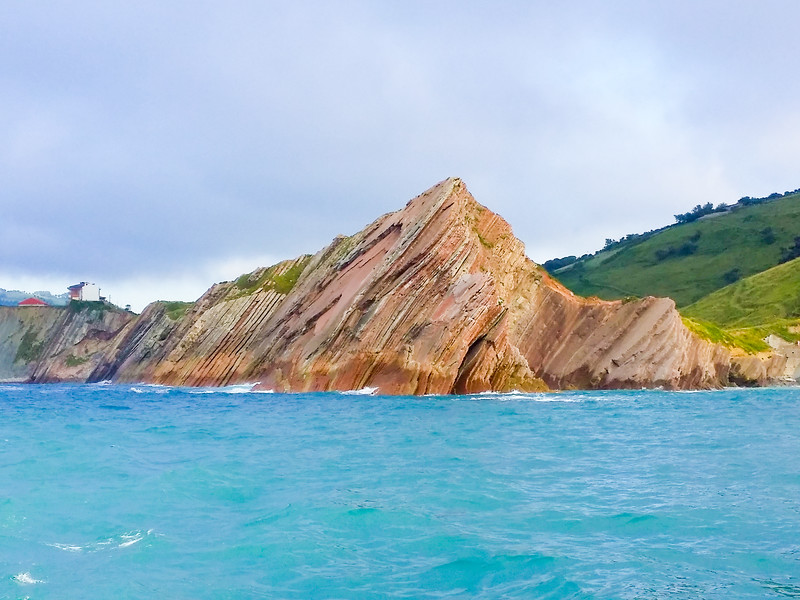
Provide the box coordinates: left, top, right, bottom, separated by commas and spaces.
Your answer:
105, 178, 731, 392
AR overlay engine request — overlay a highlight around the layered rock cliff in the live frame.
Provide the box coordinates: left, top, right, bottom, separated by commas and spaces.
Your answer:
1, 178, 736, 392
0, 306, 64, 382
726, 334, 800, 386
0, 302, 135, 383
107, 178, 730, 392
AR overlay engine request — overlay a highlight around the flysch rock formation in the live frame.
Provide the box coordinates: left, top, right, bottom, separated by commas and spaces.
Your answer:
97, 177, 732, 393
0, 303, 135, 383
0, 307, 64, 382
0, 179, 741, 391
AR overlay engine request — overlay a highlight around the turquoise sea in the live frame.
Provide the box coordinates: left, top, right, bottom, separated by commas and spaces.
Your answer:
1, 384, 799, 599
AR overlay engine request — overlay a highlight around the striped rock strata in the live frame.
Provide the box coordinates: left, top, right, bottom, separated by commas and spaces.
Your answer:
108, 178, 731, 392
0, 303, 136, 383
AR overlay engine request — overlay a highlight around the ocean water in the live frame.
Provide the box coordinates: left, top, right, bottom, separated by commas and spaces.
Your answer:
1, 385, 799, 599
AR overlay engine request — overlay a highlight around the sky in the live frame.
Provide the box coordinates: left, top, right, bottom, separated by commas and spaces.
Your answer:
3, 1, 800, 311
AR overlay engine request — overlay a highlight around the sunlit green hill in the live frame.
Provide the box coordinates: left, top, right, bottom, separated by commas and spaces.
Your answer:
683, 256, 800, 327
680, 256, 800, 347
551, 190, 800, 307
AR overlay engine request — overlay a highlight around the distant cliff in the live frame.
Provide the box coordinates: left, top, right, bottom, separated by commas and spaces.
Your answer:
0, 302, 135, 383
1, 179, 741, 392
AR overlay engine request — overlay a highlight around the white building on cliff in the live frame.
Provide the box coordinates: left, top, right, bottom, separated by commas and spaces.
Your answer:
68, 282, 100, 302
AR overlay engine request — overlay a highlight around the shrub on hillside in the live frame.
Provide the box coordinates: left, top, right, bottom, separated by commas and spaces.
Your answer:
780, 236, 800, 264
722, 268, 741, 285
654, 242, 698, 262
543, 256, 578, 272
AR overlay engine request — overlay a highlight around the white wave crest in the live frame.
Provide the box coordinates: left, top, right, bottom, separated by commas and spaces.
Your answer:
13, 572, 43, 585
48, 529, 156, 553
224, 385, 256, 393
47, 542, 83, 552
340, 387, 379, 396
468, 392, 580, 402
130, 384, 171, 394
219, 383, 260, 393
526, 395, 582, 402
118, 531, 145, 548
185, 384, 276, 394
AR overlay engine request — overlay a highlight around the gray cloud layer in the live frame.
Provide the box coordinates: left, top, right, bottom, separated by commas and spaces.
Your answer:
3, 1, 800, 304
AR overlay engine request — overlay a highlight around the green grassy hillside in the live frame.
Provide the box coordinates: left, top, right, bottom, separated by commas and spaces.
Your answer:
681, 256, 800, 342
553, 191, 800, 307
678, 257, 800, 352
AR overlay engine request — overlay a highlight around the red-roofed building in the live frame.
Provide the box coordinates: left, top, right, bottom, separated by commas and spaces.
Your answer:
18, 297, 48, 307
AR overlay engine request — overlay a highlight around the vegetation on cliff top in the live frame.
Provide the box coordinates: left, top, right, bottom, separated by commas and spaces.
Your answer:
163, 301, 193, 321
550, 189, 800, 307
68, 300, 118, 315
680, 317, 771, 354
234, 255, 313, 296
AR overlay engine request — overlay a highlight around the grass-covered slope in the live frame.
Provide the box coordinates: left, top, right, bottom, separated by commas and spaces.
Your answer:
233, 255, 313, 297
680, 256, 800, 347
669, 257, 800, 353
679, 316, 772, 354
553, 191, 800, 307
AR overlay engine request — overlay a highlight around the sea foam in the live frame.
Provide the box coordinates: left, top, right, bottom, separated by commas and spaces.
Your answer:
48, 530, 155, 553
13, 572, 43, 585
340, 387, 379, 395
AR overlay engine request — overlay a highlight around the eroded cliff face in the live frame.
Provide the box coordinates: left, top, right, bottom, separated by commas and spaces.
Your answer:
0, 307, 64, 382
109, 178, 731, 392
726, 334, 800, 386
0, 303, 136, 383
513, 285, 731, 389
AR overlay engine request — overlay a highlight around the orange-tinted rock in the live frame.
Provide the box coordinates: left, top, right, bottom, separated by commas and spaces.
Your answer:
112, 178, 731, 392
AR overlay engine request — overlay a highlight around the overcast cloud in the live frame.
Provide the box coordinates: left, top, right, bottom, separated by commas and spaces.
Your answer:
3, 1, 800, 310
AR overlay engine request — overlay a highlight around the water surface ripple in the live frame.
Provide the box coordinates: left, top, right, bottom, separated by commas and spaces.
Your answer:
1, 385, 799, 598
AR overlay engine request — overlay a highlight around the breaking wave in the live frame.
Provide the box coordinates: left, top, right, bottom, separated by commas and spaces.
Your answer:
13, 572, 43, 585
131, 382, 275, 395
339, 387, 379, 396
218, 383, 264, 394
47, 529, 156, 553
464, 391, 581, 402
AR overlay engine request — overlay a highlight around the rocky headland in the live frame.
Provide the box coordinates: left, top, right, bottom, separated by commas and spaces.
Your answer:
1, 178, 779, 392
